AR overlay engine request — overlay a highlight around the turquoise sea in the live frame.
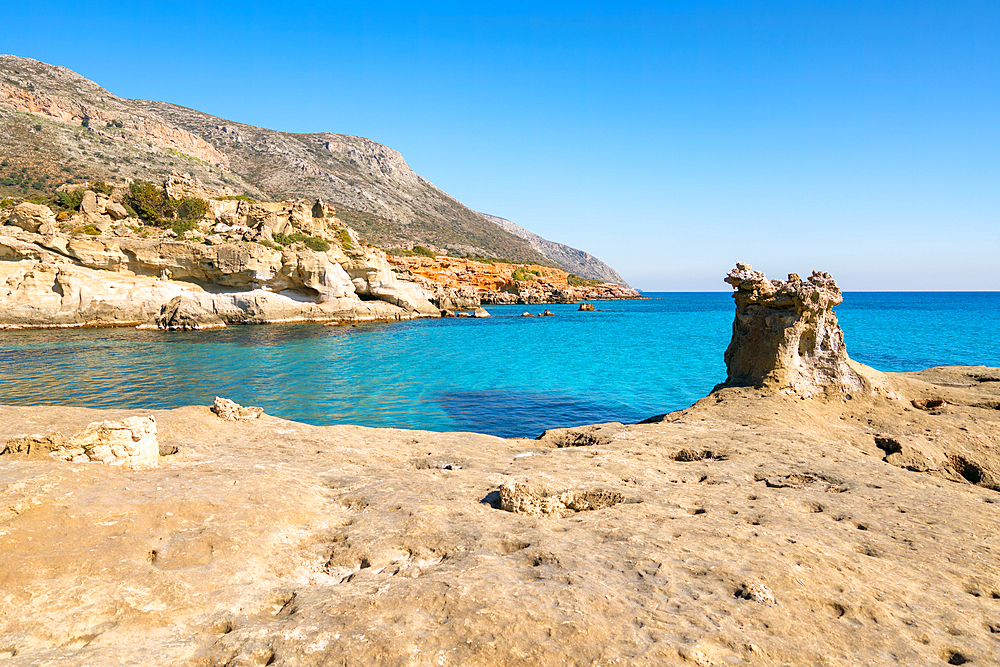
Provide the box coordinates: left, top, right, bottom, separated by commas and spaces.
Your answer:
1, 292, 998, 438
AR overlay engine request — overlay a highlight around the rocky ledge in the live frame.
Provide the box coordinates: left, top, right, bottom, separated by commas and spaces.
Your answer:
0, 175, 639, 328
0, 176, 445, 328
0, 264, 997, 666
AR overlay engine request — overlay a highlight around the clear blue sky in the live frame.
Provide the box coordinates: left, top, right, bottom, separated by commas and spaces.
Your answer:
4, 1, 998, 290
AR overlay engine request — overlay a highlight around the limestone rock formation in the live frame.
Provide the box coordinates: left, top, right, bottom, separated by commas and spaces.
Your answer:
2, 416, 158, 468
153, 295, 226, 330
8, 202, 56, 234
723, 262, 864, 396
212, 397, 264, 422
0, 195, 441, 328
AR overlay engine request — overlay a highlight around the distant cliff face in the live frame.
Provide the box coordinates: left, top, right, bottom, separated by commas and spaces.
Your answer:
478, 213, 630, 287
0, 55, 630, 283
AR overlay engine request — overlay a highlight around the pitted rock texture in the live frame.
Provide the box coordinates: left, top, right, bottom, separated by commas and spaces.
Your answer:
723, 262, 864, 396
1, 365, 999, 666
2, 415, 158, 468
212, 397, 263, 422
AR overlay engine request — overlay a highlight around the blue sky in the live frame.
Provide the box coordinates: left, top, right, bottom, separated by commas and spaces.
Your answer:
3, 1, 998, 290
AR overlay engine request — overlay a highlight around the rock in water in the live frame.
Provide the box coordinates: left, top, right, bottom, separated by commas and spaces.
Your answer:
154, 295, 226, 331
212, 397, 263, 421
2, 416, 158, 468
473, 306, 490, 318
578, 302, 595, 311
723, 262, 863, 396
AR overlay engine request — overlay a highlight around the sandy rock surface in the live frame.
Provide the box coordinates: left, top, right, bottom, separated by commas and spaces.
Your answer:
1, 365, 999, 666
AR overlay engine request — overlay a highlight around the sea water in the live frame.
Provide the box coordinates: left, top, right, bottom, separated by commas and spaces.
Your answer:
1, 292, 997, 438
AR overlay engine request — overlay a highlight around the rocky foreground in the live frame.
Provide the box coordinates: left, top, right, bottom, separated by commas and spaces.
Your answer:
1, 265, 998, 666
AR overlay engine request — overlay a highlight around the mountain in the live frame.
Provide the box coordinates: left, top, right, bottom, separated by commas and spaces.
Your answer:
478, 213, 629, 286
0, 55, 627, 282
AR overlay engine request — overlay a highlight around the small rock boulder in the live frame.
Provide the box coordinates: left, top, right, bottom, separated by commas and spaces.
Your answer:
80, 190, 100, 215
8, 202, 57, 233
536, 422, 623, 448
498, 479, 625, 518
473, 307, 490, 318
105, 202, 129, 220
2, 416, 159, 468
212, 397, 263, 422
154, 296, 226, 331
578, 302, 595, 311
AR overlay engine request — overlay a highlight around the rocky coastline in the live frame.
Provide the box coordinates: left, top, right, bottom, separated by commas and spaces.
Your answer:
0, 175, 639, 330
1, 264, 997, 665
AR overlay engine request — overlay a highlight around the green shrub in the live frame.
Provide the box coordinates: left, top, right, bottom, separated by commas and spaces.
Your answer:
273, 232, 308, 246
212, 194, 255, 202
27, 193, 48, 205
413, 245, 436, 258
126, 180, 173, 222
512, 267, 535, 282
90, 181, 114, 196
336, 228, 353, 249
56, 189, 84, 211
33, 124, 42, 132
78, 224, 100, 235
0, 198, 14, 208
303, 236, 330, 252
171, 219, 197, 236
257, 239, 278, 250
567, 274, 603, 287
176, 196, 209, 220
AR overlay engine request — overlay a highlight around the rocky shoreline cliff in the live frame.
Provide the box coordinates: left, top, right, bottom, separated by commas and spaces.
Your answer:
0, 265, 997, 666
0, 175, 639, 329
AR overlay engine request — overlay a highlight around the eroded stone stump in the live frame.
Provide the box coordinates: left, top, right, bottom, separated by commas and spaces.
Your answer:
723, 262, 863, 396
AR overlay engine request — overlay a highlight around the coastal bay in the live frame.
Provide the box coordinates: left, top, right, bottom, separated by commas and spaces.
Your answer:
1, 292, 996, 437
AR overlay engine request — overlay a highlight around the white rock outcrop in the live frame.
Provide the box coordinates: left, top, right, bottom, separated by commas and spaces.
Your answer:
2, 416, 159, 468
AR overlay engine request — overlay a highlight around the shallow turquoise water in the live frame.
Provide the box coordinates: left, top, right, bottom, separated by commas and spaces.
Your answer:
1, 292, 997, 437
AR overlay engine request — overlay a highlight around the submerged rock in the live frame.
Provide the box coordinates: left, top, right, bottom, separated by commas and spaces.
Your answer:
723, 262, 863, 396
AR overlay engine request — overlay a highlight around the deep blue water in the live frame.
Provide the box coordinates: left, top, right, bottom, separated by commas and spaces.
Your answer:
0, 292, 997, 437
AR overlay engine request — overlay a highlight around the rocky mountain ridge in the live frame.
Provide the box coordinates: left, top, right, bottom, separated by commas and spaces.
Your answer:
0, 54, 629, 284
479, 212, 629, 286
